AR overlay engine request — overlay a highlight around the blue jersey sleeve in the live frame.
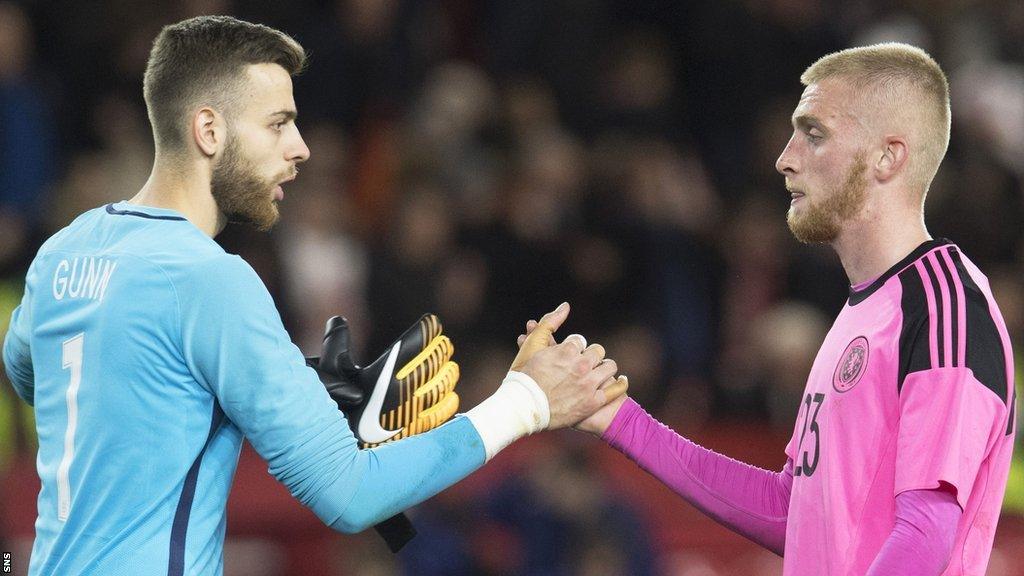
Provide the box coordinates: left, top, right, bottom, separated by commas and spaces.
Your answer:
177, 254, 485, 532
3, 266, 37, 405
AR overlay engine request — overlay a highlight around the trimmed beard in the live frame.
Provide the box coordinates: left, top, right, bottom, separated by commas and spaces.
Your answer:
210, 135, 280, 232
787, 154, 868, 244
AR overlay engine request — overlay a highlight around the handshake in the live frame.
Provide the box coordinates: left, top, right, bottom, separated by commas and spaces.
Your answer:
305, 302, 628, 551
307, 302, 629, 449
507, 302, 630, 434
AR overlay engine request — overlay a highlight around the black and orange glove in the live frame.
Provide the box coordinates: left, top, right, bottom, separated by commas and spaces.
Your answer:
307, 313, 460, 448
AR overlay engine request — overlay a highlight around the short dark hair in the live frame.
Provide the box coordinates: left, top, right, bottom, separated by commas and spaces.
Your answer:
143, 15, 306, 151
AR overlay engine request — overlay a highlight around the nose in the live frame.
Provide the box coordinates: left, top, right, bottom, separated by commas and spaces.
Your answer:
776, 134, 798, 176
290, 130, 311, 164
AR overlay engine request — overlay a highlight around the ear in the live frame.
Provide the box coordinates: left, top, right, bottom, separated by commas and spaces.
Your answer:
192, 107, 224, 157
874, 137, 908, 183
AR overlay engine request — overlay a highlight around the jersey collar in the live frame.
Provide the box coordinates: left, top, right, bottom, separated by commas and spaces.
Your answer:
105, 202, 188, 221
847, 238, 952, 306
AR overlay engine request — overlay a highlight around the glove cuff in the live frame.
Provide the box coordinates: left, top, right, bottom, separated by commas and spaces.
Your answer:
465, 370, 550, 461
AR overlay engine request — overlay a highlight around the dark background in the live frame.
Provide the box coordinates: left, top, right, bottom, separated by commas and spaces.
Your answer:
1, 0, 1022, 574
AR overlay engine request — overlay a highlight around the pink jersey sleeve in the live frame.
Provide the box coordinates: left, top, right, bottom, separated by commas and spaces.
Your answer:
896, 368, 1007, 508
865, 487, 962, 575
603, 397, 791, 554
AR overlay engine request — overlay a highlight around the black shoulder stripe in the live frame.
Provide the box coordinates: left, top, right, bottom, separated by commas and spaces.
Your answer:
898, 266, 932, 393
921, 256, 945, 367
935, 253, 960, 367
947, 248, 1010, 405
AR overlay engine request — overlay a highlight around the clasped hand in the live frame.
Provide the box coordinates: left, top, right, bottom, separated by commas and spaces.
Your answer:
510, 302, 629, 431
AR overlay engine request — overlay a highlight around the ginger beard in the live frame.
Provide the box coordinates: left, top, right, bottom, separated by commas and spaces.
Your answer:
210, 134, 286, 232
787, 154, 869, 244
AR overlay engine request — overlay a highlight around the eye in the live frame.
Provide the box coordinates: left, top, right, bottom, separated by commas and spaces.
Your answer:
272, 121, 285, 132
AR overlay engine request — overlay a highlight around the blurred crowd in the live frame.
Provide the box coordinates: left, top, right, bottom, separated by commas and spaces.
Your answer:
1, 0, 1022, 574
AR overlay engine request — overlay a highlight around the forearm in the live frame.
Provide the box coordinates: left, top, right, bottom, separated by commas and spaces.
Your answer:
604, 398, 791, 554
318, 416, 486, 533
314, 371, 547, 533
865, 488, 961, 575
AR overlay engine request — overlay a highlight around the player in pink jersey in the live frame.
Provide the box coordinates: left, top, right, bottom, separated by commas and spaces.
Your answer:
522, 43, 1017, 575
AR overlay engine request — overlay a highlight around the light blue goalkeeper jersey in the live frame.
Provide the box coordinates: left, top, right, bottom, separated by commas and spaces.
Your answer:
3, 201, 486, 576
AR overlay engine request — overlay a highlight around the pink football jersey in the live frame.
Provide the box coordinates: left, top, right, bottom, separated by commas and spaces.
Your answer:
783, 239, 1016, 575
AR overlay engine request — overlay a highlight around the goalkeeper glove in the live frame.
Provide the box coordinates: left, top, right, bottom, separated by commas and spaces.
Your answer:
307, 313, 460, 448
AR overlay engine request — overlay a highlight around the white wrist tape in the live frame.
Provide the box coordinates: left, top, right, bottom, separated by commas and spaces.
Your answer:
466, 370, 550, 461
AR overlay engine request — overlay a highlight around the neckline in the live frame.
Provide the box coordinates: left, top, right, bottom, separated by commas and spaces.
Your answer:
847, 238, 952, 306
105, 202, 188, 221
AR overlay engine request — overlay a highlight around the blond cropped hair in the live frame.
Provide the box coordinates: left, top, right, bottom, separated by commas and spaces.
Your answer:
801, 43, 950, 195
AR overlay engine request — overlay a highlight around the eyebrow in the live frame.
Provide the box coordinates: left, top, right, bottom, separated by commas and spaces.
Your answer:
268, 109, 298, 122
793, 114, 826, 133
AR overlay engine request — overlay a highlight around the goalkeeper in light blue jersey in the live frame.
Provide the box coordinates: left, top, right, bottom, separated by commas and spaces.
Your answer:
2, 16, 627, 576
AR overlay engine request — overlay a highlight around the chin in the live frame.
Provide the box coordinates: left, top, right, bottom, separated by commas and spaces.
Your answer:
788, 218, 839, 244
257, 207, 281, 232
228, 202, 280, 232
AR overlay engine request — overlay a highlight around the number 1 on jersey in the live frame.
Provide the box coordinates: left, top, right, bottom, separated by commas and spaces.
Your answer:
58, 333, 85, 521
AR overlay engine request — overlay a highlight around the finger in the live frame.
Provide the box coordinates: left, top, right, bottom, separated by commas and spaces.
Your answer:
319, 316, 353, 375
397, 335, 453, 381
420, 314, 443, 342
517, 332, 553, 348
412, 360, 459, 406
510, 303, 570, 370
598, 375, 629, 404
562, 333, 587, 354
580, 343, 606, 368
586, 357, 618, 385
409, 391, 460, 436
566, 333, 587, 349
396, 314, 443, 360
536, 302, 570, 334
525, 319, 560, 347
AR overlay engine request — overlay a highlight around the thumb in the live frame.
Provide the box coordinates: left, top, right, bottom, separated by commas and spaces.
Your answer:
510, 302, 569, 371
321, 316, 357, 374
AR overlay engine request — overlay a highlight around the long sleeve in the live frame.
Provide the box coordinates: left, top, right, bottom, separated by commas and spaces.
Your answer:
603, 398, 791, 554
178, 254, 486, 533
865, 488, 961, 575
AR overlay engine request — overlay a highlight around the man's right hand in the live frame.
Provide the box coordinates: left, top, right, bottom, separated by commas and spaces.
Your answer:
511, 303, 628, 430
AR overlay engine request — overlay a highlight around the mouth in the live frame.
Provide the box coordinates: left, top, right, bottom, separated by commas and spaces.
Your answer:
274, 173, 297, 202
788, 189, 806, 205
